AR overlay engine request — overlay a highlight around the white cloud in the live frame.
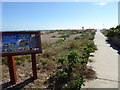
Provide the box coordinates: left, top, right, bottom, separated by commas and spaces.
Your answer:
96, 2, 108, 6
75, 0, 80, 2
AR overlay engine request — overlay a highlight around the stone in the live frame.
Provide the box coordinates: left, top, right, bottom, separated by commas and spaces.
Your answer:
19, 73, 25, 77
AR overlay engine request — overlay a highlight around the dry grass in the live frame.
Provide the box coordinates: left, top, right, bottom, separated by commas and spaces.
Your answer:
2, 30, 97, 89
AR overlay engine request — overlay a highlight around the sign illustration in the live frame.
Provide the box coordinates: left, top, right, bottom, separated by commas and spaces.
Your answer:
1, 31, 42, 84
2, 31, 42, 56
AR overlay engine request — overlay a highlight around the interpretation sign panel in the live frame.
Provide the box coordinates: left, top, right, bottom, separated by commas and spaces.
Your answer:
2, 31, 42, 56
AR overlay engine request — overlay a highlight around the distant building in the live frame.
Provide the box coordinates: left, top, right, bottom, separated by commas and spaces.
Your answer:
82, 26, 84, 29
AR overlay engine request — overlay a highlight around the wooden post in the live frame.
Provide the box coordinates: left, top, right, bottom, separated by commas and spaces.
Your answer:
31, 54, 37, 79
7, 56, 17, 84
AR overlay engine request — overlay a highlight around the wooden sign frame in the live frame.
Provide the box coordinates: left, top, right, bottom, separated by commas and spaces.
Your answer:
1, 31, 42, 85
2, 31, 42, 56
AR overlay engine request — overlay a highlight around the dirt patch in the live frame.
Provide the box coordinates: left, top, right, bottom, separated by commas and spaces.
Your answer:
66, 34, 80, 40
41, 31, 63, 43
41, 31, 81, 43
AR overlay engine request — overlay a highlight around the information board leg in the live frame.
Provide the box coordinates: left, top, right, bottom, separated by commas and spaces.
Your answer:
7, 56, 17, 84
31, 54, 37, 79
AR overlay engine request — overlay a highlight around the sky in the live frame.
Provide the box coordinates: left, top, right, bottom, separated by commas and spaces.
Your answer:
2, 2, 118, 31
118, 1, 120, 25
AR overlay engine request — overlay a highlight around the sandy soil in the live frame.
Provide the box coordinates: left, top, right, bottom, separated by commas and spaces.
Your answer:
41, 31, 81, 43
66, 34, 81, 40
41, 31, 62, 43
1, 30, 82, 89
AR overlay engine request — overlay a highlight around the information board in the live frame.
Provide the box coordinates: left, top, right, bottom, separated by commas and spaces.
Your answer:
2, 31, 42, 56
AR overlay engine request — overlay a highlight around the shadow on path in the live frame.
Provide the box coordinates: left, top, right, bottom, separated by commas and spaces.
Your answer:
1, 77, 36, 89
106, 40, 120, 55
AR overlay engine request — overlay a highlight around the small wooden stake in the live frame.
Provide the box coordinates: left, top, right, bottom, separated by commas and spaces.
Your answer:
31, 54, 37, 79
7, 56, 17, 84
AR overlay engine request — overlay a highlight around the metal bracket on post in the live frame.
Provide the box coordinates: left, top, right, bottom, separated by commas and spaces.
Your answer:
7, 56, 17, 84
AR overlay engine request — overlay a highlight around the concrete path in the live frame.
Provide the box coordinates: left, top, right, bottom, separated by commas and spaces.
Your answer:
82, 31, 119, 88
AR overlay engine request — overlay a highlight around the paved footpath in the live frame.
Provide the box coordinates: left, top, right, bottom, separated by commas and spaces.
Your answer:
82, 31, 119, 88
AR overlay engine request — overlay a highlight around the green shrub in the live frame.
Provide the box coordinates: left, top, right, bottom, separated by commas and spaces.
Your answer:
56, 69, 68, 80
74, 36, 81, 40
68, 75, 85, 89
58, 35, 70, 40
16, 60, 23, 65
64, 40, 81, 50
83, 46, 92, 54
102, 25, 120, 37
41, 30, 96, 89
80, 59, 88, 64
58, 57, 66, 65
55, 39, 64, 44
68, 51, 79, 69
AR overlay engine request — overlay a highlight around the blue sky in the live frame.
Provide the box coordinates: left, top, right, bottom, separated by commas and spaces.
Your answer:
2, 2, 118, 31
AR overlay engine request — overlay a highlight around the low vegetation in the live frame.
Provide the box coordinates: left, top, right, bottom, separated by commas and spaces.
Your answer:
102, 25, 120, 47
102, 25, 120, 37
42, 30, 97, 89
2, 30, 97, 89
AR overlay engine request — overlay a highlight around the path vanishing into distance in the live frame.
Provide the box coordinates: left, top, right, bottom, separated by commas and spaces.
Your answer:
82, 31, 119, 88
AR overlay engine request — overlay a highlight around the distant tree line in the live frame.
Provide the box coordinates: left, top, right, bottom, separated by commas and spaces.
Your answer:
102, 25, 120, 48
102, 25, 120, 37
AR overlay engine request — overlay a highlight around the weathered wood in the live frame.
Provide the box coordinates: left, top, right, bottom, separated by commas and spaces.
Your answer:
31, 54, 37, 79
7, 56, 17, 84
